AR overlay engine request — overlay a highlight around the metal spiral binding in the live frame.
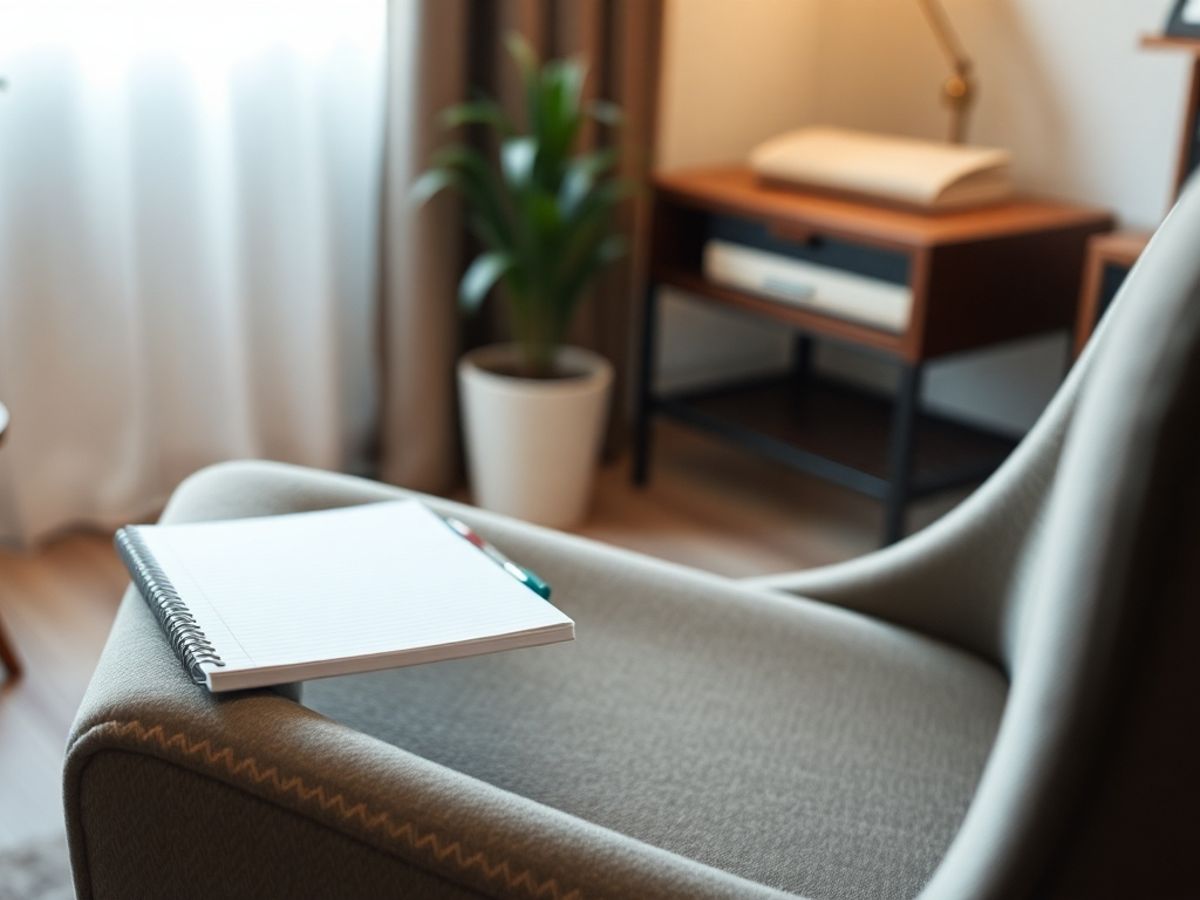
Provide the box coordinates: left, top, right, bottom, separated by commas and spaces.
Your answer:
114, 528, 225, 685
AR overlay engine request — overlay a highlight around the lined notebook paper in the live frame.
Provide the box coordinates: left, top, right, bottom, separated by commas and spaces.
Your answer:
116, 501, 574, 692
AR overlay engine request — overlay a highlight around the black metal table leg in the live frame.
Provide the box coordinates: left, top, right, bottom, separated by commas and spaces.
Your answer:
632, 285, 659, 486
883, 363, 924, 545
790, 333, 813, 410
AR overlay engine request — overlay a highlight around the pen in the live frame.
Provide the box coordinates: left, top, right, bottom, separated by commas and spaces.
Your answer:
442, 516, 553, 600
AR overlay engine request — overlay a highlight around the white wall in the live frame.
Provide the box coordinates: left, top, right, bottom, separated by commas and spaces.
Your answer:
813, 0, 1185, 229
654, 0, 820, 391
655, 0, 1190, 432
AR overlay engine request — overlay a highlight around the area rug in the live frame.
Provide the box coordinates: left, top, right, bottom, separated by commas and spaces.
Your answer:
0, 833, 73, 900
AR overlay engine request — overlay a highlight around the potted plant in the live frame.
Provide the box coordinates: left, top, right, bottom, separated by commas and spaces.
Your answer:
415, 36, 627, 528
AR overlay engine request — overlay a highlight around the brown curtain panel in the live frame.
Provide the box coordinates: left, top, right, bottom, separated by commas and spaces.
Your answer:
378, 0, 663, 491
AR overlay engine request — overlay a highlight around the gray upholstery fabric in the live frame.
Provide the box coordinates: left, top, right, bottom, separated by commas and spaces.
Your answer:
920, 176, 1200, 900
751, 176, 1200, 899
77, 752, 486, 899
67, 567, 792, 900
304, 556, 1004, 899
65, 175, 1200, 898
67, 461, 1004, 900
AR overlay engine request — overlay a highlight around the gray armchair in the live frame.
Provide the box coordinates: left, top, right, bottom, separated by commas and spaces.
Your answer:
65, 178, 1200, 899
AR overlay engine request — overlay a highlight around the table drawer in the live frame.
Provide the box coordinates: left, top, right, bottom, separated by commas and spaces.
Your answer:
704, 212, 911, 286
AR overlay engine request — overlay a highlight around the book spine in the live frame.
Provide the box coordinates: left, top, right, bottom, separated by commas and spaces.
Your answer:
114, 527, 224, 685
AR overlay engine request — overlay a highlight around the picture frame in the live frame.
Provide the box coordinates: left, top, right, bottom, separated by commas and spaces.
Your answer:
1166, 0, 1200, 38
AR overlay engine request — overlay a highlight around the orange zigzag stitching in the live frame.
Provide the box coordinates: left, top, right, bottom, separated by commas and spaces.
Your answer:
103, 719, 582, 900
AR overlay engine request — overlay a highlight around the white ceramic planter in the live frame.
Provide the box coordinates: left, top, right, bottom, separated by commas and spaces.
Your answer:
458, 344, 613, 528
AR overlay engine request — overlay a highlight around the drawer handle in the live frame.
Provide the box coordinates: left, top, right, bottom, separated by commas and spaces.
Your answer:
767, 223, 825, 249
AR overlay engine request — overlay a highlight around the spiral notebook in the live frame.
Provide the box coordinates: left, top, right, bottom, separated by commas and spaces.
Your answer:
115, 501, 574, 693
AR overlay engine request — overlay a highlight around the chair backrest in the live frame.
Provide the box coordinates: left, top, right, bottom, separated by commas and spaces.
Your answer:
923, 177, 1200, 898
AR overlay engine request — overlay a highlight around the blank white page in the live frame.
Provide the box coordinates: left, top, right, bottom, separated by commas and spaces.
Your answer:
131, 501, 573, 690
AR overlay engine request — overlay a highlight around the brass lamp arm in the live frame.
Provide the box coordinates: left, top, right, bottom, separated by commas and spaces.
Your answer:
914, 0, 977, 144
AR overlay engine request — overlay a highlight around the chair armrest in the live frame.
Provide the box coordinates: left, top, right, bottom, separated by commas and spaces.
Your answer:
65, 461, 792, 900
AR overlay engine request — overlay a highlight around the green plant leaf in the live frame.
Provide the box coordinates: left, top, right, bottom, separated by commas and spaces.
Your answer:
557, 165, 591, 218
505, 33, 540, 133
409, 169, 457, 206
577, 147, 618, 175
467, 212, 509, 254
528, 189, 562, 241
535, 59, 587, 170
560, 58, 586, 109
459, 252, 513, 313
553, 231, 627, 330
588, 99, 623, 126
557, 149, 619, 218
440, 99, 514, 135
550, 59, 586, 140
551, 182, 628, 302
505, 33, 539, 83
562, 179, 628, 235
596, 234, 627, 263
426, 30, 630, 359
501, 136, 538, 187
427, 143, 512, 240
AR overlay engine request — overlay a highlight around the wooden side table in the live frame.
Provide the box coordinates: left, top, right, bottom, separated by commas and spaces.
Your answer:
1074, 231, 1151, 356
633, 167, 1113, 544
1070, 35, 1200, 355
0, 401, 20, 682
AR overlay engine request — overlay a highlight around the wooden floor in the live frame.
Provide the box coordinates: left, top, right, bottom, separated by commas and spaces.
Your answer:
0, 422, 968, 851
0, 535, 127, 848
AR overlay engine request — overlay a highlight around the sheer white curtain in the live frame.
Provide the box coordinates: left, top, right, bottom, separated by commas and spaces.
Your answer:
0, 2, 387, 543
